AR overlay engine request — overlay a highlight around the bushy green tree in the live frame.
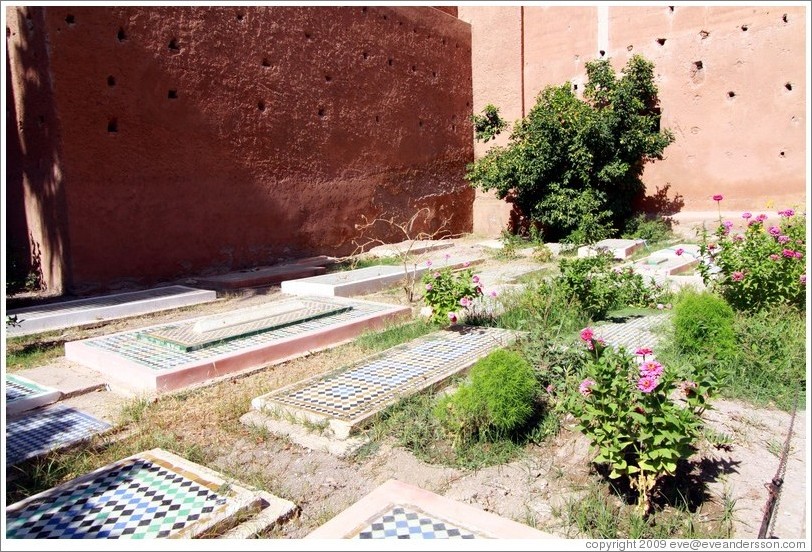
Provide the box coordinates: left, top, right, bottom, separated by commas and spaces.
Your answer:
466, 55, 674, 243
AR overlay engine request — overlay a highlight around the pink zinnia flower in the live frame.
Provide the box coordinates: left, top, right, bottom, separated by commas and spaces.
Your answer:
756, 213, 767, 222
489, 290, 498, 298
640, 360, 664, 378
783, 249, 796, 258
801, 274, 807, 285
769, 254, 780, 261
723, 220, 733, 229
426, 259, 433, 267
779, 209, 795, 217
795, 251, 803, 259
635, 347, 653, 357
580, 327, 594, 343
425, 283, 433, 291
778, 235, 790, 244
447, 312, 457, 324
731, 271, 744, 282
459, 297, 470, 307
656, 303, 665, 310
741, 212, 752, 219
768, 226, 781, 237
433, 271, 441, 279
472, 275, 480, 284
546, 384, 554, 394
675, 248, 684, 256
733, 234, 745, 242
713, 194, 724, 202
637, 375, 660, 394
679, 380, 697, 396
579, 379, 595, 397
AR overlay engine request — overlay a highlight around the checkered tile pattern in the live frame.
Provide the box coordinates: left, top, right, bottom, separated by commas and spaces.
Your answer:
83, 298, 392, 372
6, 457, 228, 538
6, 374, 46, 403
355, 507, 475, 539
139, 298, 350, 352
6, 405, 112, 466
269, 327, 516, 421
594, 314, 669, 353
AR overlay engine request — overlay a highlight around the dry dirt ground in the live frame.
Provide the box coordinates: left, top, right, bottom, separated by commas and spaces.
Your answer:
4, 244, 808, 540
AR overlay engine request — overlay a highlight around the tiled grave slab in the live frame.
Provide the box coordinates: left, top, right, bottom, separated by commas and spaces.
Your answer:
368, 239, 454, 258
6, 404, 112, 466
252, 326, 520, 439
630, 254, 699, 276
5, 448, 281, 539
306, 479, 554, 539
648, 243, 702, 259
139, 298, 350, 352
65, 296, 409, 393
5, 373, 62, 416
578, 238, 645, 260
594, 314, 669, 353
281, 256, 484, 297
6, 286, 217, 337
194, 264, 326, 290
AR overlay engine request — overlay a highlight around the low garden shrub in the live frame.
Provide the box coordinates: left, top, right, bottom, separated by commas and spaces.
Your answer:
571, 328, 715, 515
671, 290, 736, 363
421, 262, 483, 324
621, 213, 674, 244
698, 200, 806, 312
435, 349, 540, 445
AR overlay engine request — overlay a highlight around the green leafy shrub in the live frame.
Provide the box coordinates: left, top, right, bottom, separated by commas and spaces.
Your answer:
571, 329, 715, 515
698, 203, 806, 312
435, 349, 540, 444
466, 55, 674, 243
672, 290, 736, 362
421, 263, 483, 324
622, 214, 674, 243
470, 104, 507, 143
557, 253, 669, 320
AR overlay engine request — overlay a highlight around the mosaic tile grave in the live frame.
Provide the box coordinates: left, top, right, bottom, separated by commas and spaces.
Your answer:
65, 296, 409, 392
194, 263, 326, 290
6, 404, 112, 466
594, 314, 669, 353
306, 479, 554, 539
6, 285, 217, 337
578, 238, 645, 260
252, 326, 519, 438
138, 298, 350, 352
5, 449, 263, 539
6, 373, 62, 416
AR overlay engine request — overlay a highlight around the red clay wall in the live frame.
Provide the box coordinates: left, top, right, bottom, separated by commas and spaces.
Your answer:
465, 5, 807, 234
6, 6, 474, 293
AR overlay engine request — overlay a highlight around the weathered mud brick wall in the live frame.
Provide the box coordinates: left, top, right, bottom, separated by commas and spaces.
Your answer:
6, 6, 474, 293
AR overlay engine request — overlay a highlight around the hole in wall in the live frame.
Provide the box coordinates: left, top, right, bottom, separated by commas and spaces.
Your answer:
236, 13, 244, 22
387, 58, 393, 66
451, 124, 456, 131
257, 100, 265, 111
741, 24, 748, 31
304, 32, 312, 40
361, 7, 367, 13
65, 14, 75, 25
383, 15, 388, 20
398, 21, 403, 26
107, 118, 118, 133
418, 119, 423, 127
168, 38, 180, 51
573, 83, 578, 91
432, 70, 436, 77
411, 64, 416, 72
668, 6, 674, 12
782, 13, 788, 23
107, 75, 116, 87
599, 49, 605, 57
627, 45, 633, 51
168, 89, 178, 99
318, 107, 326, 118
699, 30, 709, 39
117, 27, 127, 41
262, 57, 271, 67
362, 51, 368, 60
375, 115, 379, 122
442, 38, 446, 45
656, 38, 666, 46
727, 91, 735, 98
785, 82, 792, 91
6, 27, 11, 38
693, 60, 703, 70
779, 151, 785, 157
325, 74, 332, 82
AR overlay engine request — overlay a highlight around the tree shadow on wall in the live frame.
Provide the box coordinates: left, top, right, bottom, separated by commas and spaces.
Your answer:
636, 183, 685, 218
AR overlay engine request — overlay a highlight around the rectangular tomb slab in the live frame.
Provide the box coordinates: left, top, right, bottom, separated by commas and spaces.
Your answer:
577, 238, 645, 260
251, 326, 520, 440
194, 263, 327, 290
306, 479, 555, 539
6, 286, 217, 337
5, 448, 274, 539
281, 256, 484, 298
65, 296, 410, 393
5, 373, 62, 416
630, 254, 700, 276
6, 404, 112, 466
367, 239, 454, 258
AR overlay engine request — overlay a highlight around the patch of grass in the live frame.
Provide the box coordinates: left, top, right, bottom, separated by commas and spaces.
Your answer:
118, 395, 154, 425
514, 267, 558, 284
5, 337, 65, 372
331, 255, 401, 272
354, 319, 438, 352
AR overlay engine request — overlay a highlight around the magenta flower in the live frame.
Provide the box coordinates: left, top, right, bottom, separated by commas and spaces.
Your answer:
756, 213, 767, 222
579, 379, 595, 397
433, 271, 441, 279
741, 212, 752, 219
779, 209, 795, 217
723, 220, 733, 228
546, 384, 554, 394
778, 235, 790, 244
783, 249, 796, 258
447, 311, 457, 324
675, 248, 684, 256
425, 283, 433, 291
801, 274, 807, 285
635, 347, 653, 357
580, 327, 594, 343
637, 375, 660, 394
707, 243, 717, 250
795, 251, 803, 259
768, 226, 781, 237
733, 234, 745, 242
640, 360, 664, 378
426, 259, 432, 267
679, 380, 697, 396
463, 261, 470, 268
472, 275, 480, 284
489, 290, 498, 298
731, 271, 744, 282
769, 254, 780, 261
712, 194, 724, 202
459, 297, 470, 308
